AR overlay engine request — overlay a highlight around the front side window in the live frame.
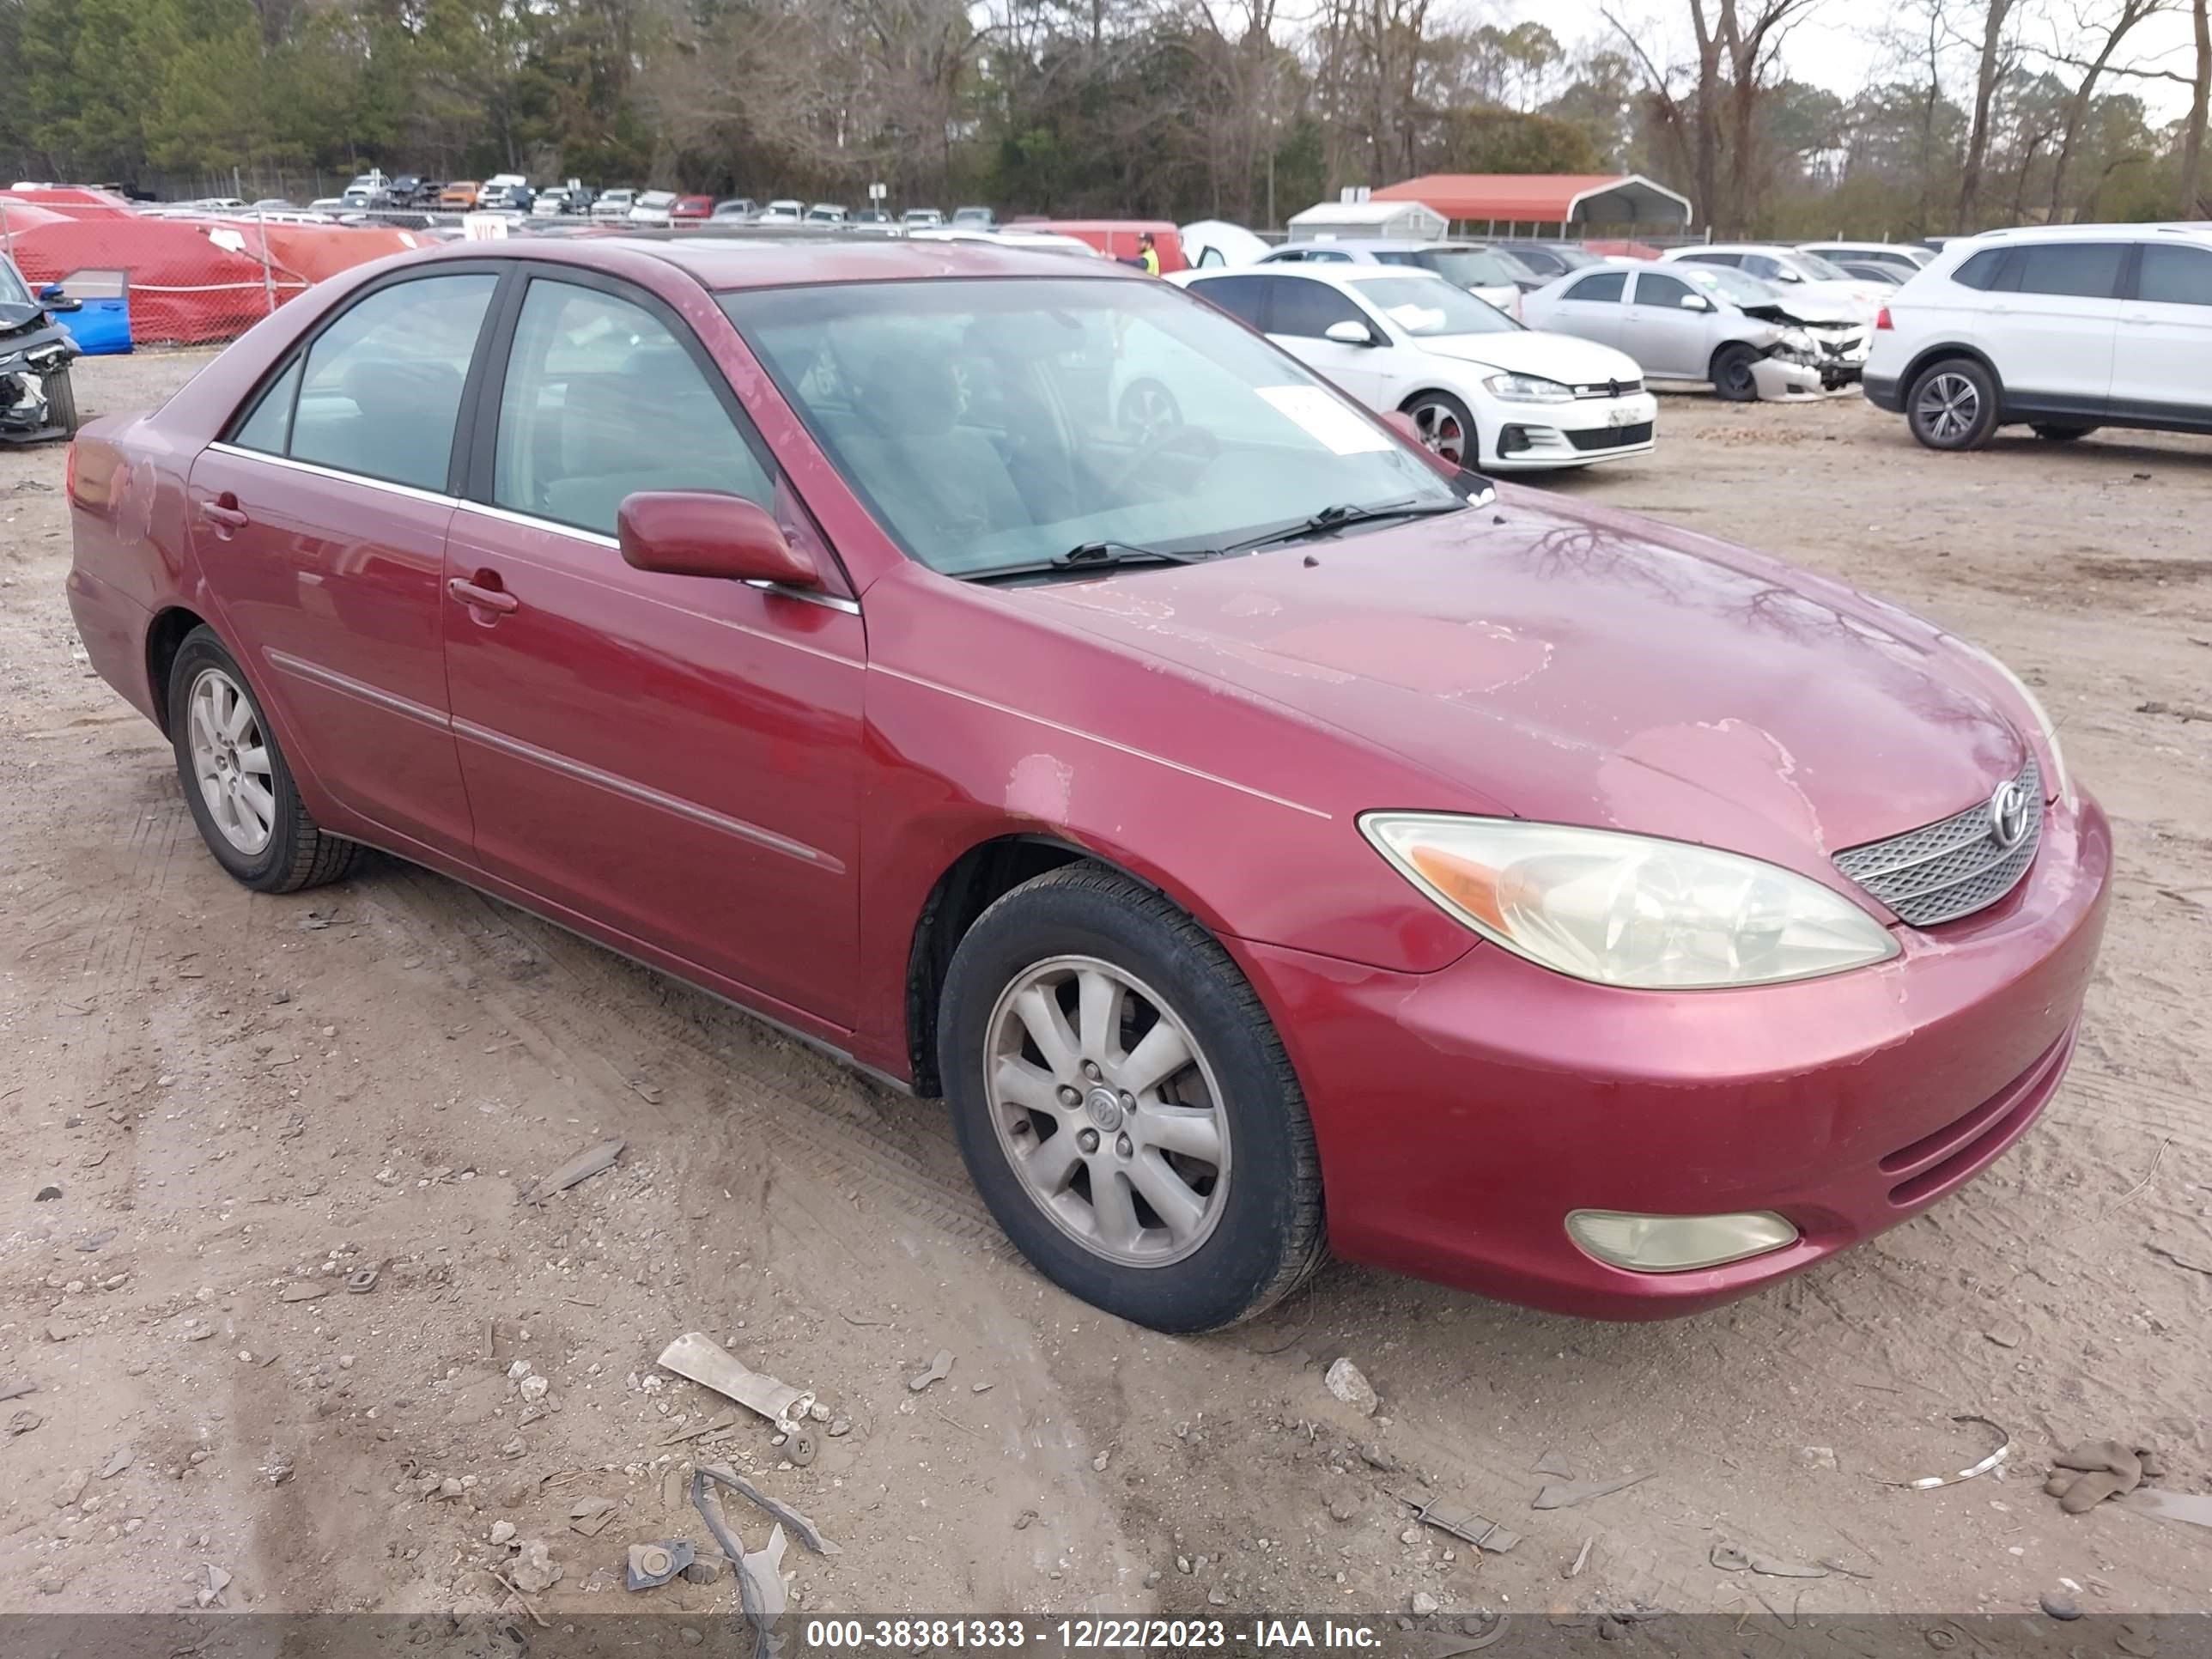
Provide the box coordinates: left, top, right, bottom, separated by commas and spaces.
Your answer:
260, 273, 496, 492
1349, 276, 1517, 336
1562, 270, 1626, 303
2010, 242, 2127, 299
1267, 277, 1369, 339
1184, 275, 1267, 326
1632, 271, 1698, 308
1674, 264, 1778, 309
722, 276, 1461, 579
1784, 251, 1850, 282
1677, 252, 1741, 269
2137, 244, 2212, 307
1413, 248, 1534, 290
493, 279, 774, 537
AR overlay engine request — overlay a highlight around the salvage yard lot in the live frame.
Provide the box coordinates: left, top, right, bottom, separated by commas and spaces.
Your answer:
3, 351, 2209, 1619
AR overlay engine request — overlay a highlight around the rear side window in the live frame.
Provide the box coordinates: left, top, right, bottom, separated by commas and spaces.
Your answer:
228, 358, 301, 455
291, 275, 497, 491
1562, 270, 1625, 303
492, 278, 775, 538
1185, 275, 1267, 326
1952, 248, 2008, 289
2009, 242, 2127, 300
2137, 244, 2212, 307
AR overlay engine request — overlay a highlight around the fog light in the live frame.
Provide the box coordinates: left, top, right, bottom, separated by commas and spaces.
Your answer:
1565, 1209, 1798, 1273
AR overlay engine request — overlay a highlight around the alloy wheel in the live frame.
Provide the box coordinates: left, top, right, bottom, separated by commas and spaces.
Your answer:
187, 667, 276, 855
1116, 380, 1181, 447
1916, 372, 1980, 443
984, 955, 1231, 1268
1409, 400, 1468, 465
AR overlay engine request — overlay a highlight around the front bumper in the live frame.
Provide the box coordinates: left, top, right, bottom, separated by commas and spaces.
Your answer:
1234, 790, 2112, 1319
1486, 392, 1657, 471
1749, 356, 1826, 399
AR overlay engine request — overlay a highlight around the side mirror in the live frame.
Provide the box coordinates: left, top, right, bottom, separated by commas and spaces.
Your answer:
1677, 293, 1712, 312
39, 283, 64, 301
617, 491, 820, 587
1324, 319, 1379, 347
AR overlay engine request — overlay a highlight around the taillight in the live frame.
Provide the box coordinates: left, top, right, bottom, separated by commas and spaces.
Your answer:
1875, 307, 1893, 331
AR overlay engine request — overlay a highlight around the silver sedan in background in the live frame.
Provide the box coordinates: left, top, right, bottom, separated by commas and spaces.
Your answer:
1521, 260, 1869, 401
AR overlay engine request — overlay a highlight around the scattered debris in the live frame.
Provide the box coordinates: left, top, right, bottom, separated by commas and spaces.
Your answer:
827, 1416, 852, 1438
737, 1524, 789, 1651
75, 1228, 116, 1252
1533, 1471, 1650, 1510
2045, 1438, 2160, 1514
971, 1381, 994, 1394
9, 1410, 41, 1436
659, 1332, 814, 1424
693, 1462, 843, 1557
625, 1539, 697, 1590
681, 1559, 722, 1584
1567, 1538, 1593, 1578
1534, 1450, 1575, 1478
1410, 1591, 1440, 1616
197, 1565, 232, 1608
344, 1266, 380, 1293
525, 1138, 626, 1203
1013, 1509, 1039, 1531
99, 1445, 134, 1480
662, 1407, 743, 1446
2136, 699, 2212, 724
569, 1496, 619, 1536
281, 1281, 334, 1303
1711, 1541, 1829, 1578
785, 1429, 817, 1468
35, 1185, 61, 1202
508, 1540, 562, 1595
1392, 1490, 1522, 1553
2040, 1592, 2082, 1621
1797, 1446, 1838, 1473
1091, 1447, 1112, 1473
908, 1348, 955, 1393
0, 1379, 34, 1402
490, 1521, 516, 1547
1324, 1358, 1379, 1415
1983, 1318, 2027, 1350
1881, 1415, 2012, 1491
52, 1468, 88, 1508
2119, 1488, 2212, 1533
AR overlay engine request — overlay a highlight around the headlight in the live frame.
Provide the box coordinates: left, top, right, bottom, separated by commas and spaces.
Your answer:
1482, 372, 1572, 404
1950, 637, 2072, 809
1359, 813, 1899, 988
1774, 329, 1814, 362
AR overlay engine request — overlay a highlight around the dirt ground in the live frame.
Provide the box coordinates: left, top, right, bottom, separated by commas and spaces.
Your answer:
3, 352, 2209, 1626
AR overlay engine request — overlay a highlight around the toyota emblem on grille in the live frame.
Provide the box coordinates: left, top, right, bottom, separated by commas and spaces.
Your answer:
1988, 779, 2031, 851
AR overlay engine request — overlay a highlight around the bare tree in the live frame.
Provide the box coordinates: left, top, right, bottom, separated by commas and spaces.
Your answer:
1958, 0, 2020, 228
2046, 0, 2168, 221
2186, 0, 2210, 216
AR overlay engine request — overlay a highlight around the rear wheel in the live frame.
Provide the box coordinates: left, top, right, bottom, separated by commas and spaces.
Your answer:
40, 365, 78, 436
167, 626, 362, 893
939, 865, 1325, 1333
1401, 391, 1477, 468
2030, 422, 2097, 442
1907, 357, 1998, 450
1710, 343, 1760, 402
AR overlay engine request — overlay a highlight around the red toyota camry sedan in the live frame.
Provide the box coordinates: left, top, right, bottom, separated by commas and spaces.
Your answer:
65, 240, 2110, 1333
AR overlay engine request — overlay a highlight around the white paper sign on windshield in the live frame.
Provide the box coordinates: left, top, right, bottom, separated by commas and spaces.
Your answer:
1254, 385, 1394, 455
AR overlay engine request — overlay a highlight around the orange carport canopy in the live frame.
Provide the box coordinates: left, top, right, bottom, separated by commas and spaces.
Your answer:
1372, 173, 1693, 229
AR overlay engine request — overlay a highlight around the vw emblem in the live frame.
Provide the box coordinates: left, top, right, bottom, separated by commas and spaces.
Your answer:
1988, 780, 2031, 851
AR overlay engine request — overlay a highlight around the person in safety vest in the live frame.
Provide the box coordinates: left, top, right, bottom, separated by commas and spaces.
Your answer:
1136, 232, 1160, 276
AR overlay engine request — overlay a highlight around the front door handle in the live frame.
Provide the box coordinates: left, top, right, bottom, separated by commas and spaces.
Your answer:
198, 494, 249, 532
2120, 313, 2154, 325
447, 576, 520, 615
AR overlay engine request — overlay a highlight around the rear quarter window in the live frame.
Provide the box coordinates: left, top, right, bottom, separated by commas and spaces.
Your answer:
1951, 248, 2008, 290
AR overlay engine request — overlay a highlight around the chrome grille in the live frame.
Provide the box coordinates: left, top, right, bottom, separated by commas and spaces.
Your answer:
1833, 756, 2042, 927
1572, 377, 1645, 399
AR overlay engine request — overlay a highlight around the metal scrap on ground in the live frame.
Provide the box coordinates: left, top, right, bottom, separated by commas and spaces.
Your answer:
658, 1332, 814, 1424
1532, 1471, 1652, 1510
524, 1137, 626, 1203
1880, 1414, 2013, 1491
908, 1348, 954, 1392
1391, 1489, 1522, 1553
1711, 1541, 1830, 1577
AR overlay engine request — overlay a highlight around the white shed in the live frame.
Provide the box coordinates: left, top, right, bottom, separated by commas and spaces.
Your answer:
1283, 198, 1448, 242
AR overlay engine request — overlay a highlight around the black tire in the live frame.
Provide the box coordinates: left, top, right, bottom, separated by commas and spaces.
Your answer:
2030, 422, 2097, 441
167, 625, 362, 893
939, 864, 1325, 1333
1710, 343, 1760, 402
1401, 389, 1478, 468
1906, 356, 1998, 451
41, 365, 78, 436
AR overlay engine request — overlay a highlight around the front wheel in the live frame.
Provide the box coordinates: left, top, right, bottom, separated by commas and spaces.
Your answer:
1402, 391, 1477, 468
1710, 343, 1760, 402
41, 365, 78, 436
939, 866, 1325, 1333
167, 626, 362, 892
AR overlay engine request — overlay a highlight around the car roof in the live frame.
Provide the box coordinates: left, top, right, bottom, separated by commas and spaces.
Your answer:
1190, 261, 1449, 292
1673, 243, 1808, 255
436, 236, 1149, 291
1952, 221, 2212, 246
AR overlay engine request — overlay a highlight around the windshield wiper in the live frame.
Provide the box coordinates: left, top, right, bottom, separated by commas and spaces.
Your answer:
963, 541, 1224, 582
1219, 498, 1468, 556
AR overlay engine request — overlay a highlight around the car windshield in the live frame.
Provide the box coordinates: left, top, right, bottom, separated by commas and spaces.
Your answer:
0, 258, 31, 306
1784, 251, 1850, 282
1678, 264, 1781, 308
1414, 247, 1535, 289
1348, 276, 1518, 337
721, 276, 1461, 579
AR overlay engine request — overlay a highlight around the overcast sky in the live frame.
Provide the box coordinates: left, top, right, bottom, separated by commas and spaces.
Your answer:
1497, 0, 2201, 125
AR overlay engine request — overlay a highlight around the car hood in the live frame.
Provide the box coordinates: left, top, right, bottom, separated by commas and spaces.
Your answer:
1410, 329, 1644, 385
1785, 279, 1886, 315
1015, 495, 2023, 874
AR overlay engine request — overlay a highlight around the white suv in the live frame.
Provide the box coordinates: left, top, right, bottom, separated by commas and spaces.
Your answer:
1865, 223, 2212, 450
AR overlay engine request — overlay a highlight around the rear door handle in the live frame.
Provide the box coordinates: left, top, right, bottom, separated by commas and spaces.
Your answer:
2120, 313, 2154, 325
447, 576, 520, 615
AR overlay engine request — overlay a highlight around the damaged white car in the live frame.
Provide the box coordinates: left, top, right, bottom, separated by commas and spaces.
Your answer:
1521, 261, 1869, 402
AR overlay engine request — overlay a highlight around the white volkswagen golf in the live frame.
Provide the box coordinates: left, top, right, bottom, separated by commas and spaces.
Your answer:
1170, 264, 1656, 472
